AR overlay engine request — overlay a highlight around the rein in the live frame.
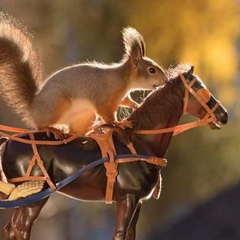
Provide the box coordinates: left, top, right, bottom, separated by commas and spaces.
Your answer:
134, 74, 220, 136
0, 124, 82, 145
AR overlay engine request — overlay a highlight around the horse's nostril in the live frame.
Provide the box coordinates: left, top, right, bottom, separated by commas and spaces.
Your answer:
221, 111, 228, 124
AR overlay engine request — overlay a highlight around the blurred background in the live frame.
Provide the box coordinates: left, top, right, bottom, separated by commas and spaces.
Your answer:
0, 0, 239, 239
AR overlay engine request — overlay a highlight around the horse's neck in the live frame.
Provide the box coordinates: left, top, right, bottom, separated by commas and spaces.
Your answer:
129, 80, 184, 157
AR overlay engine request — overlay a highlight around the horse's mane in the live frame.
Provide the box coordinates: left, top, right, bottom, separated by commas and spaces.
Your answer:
127, 63, 192, 131
166, 62, 192, 79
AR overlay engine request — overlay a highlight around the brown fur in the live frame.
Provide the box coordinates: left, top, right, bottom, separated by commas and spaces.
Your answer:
0, 13, 43, 125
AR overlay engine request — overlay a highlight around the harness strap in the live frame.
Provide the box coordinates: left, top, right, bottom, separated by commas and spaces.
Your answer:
126, 142, 137, 154
90, 130, 118, 204
0, 124, 29, 133
116, 156, 167, 166
90, 129, 167, 204
0, 128, 84, 146
172, 117, 213, 136
183, 78, 197, 114
8, 132, 56, 190
134, 112, 220, 135
180, 74, 219, 123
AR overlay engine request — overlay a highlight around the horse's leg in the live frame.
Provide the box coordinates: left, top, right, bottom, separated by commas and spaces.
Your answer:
125, 203, 141, 240
113, 195, 139, 240
4, 197, 49, 240
4, 209, 21, 240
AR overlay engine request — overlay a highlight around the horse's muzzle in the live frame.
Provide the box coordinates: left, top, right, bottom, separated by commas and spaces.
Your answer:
209, 108, 228, 130
220, 110, 228, 125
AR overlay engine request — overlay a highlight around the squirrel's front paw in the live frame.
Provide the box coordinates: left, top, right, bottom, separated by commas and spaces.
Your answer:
115, 119, 134, 129
41, 127, 66, 139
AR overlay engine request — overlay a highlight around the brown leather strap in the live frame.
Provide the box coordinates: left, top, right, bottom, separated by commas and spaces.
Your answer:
29, 132, 56, 190
9, 176, 47, 183
8, 132, 56, 190
0, 124, 29, 133
182, 78, 197, 114
126, 142, 137, 154
133, 113, 217, 136
116, 156, 167, 166
180, 74, 219, 123
0, 129, 84, 146
90, 129, 167, 204
0, 123, 87, 146
90, 130, 118, 204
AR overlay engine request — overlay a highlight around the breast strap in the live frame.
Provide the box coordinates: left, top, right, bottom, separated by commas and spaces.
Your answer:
90, 129, 167, 204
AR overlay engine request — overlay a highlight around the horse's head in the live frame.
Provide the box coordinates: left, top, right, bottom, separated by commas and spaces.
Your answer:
181, 66, 228, 129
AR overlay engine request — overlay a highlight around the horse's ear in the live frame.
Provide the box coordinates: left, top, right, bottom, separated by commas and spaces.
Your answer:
186, 66, 194, 77
187, 66, 194, 76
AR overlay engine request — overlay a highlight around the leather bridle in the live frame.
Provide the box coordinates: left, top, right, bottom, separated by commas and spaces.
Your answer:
134, 74, 220, 136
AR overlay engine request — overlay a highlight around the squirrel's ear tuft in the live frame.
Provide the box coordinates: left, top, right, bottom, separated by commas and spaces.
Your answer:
122, 27, 146, 65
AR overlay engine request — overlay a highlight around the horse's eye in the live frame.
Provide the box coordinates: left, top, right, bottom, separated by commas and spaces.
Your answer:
148, 67, 156, 74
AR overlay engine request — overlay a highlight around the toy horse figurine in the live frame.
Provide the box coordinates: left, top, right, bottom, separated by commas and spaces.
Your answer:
0, 65, 228, 240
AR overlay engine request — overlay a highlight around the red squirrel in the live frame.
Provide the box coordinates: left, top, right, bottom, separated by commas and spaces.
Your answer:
0, 14, 168, 136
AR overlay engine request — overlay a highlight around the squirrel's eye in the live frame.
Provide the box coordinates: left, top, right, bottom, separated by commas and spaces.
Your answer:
148, 67, 156, 74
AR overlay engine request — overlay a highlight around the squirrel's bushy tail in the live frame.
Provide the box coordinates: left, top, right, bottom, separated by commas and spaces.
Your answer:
0, 13, 43, 126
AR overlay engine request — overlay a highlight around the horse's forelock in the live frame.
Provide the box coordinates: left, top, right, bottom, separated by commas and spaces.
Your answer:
166, 62, 192, 79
